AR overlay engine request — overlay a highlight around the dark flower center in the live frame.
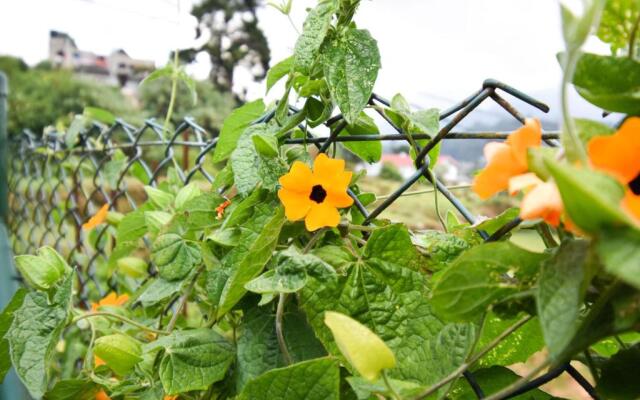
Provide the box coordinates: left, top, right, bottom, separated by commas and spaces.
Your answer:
629, 172, 640, 195
309, 185, 327, 203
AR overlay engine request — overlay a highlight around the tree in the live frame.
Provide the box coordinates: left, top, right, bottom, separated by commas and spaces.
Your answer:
179, 0, 270, 96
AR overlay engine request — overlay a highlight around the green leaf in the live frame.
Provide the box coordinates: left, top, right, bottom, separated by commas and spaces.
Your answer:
474, 207, 521, 236
414, 230, 472, 272
573, 53, 640, 114
293, 3, 335, 74
116, 208, 148, 243
212, 99, 266, 163
431, 242, 548, 321
140, 65, 173, 86
138, 277, 184, 307
8, 273, 73, 398
340, 113, 381, 163
180, 192, 226, 231
144, 211, 172, 234
559, 118, 615, 163
93, 333, 142, 375
347, 377, 424, 400
363, 224, 423, 271
597, 343, 640, 399
322, 28, 381, 124
65, 115, 87, 148
266, 56, 293, 93
230, 124, 288, 195
475, 312, 545, 368
83, 106, 115, 125
245, 269, 307, 294
537, 240, 591, 359
174, 182, 202, 210
144, 186, 175, 209
301, 225, 476, 392
151, 233, 202, 281
245, 247, 332, 294
449, 366, 553, 399
238, 358, 340, 400
0, 289, 26, 382
252, 131, 280, 157
545, 157, 630, 233
597, 0, 640, 53
44, 379, 99, 400
597, 228, 640, 289
145, 329, 235, 395
217, 195, 286, 316
235, 305, 326, 391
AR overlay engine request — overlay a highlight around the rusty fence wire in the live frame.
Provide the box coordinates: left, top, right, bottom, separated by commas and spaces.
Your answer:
6, 78, 602, 400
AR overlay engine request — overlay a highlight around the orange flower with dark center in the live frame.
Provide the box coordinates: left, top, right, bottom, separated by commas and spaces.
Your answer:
588, 117, 640, 221
278, 153, 353, 231
83, 204, 110, 230
91, 292, 129, 312
472, 119, 542, 199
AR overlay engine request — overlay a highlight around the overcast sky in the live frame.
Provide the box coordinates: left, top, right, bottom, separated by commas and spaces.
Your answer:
0, 0, 612, 122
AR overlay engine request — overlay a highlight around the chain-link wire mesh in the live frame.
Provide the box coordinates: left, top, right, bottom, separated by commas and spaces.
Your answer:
6, 79, 601, 400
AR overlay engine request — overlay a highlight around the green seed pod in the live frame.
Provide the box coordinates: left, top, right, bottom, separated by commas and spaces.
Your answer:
37, 246, 71, 276
116, 257, 148, 278
93, 333, 142, 375
14, 254, 62, 290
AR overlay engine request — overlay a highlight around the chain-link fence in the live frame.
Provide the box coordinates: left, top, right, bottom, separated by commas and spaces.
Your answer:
4, 78, 602, 399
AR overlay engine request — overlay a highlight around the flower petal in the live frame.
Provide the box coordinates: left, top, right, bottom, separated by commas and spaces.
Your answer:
623, 190, 640, 222
588, 117, 640, 184
519, 181, 563, 226
83, 204, 110, 230
506, 118, 541, 169
278, 188, 312, 221
313, 153, 346, 182
279, 161, 313, 193
326, 190, 354, 208
508, 172, 543, 195
473, 142, 525, 199
305, 202, 341, 231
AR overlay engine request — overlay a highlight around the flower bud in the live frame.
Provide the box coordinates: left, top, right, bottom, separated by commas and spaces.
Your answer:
93, 333, 142, 375
116, 257, 148, 278
14, 254, 62, 290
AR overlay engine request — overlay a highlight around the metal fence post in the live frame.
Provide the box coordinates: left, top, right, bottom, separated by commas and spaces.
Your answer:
0, 72, 27, 400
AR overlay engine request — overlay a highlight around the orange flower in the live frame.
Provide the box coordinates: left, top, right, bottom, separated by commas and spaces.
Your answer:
519, 181, 564, 226
215, 199, 232, 220
95, 355, 106, 367
164, 396, 179, 400
472, 119, 542, 199
91, 292, 129, 312
587, 117, 640, 221
95, 390, 111, 400
83, 204, 110, 230
277, 153, 353, 231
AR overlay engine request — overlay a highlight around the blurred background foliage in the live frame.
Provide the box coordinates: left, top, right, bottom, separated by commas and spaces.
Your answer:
0, 55, 238, 137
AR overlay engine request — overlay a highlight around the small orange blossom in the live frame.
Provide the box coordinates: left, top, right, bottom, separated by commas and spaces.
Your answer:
95, 390, 111, 400
91, 292, 129, 312
83, 204, 110, 230
587, 117, 640, 222
215, 199, 232, 220
278, 153, 353, 231
472, 118, 542, 199
94, 355, 106, 367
